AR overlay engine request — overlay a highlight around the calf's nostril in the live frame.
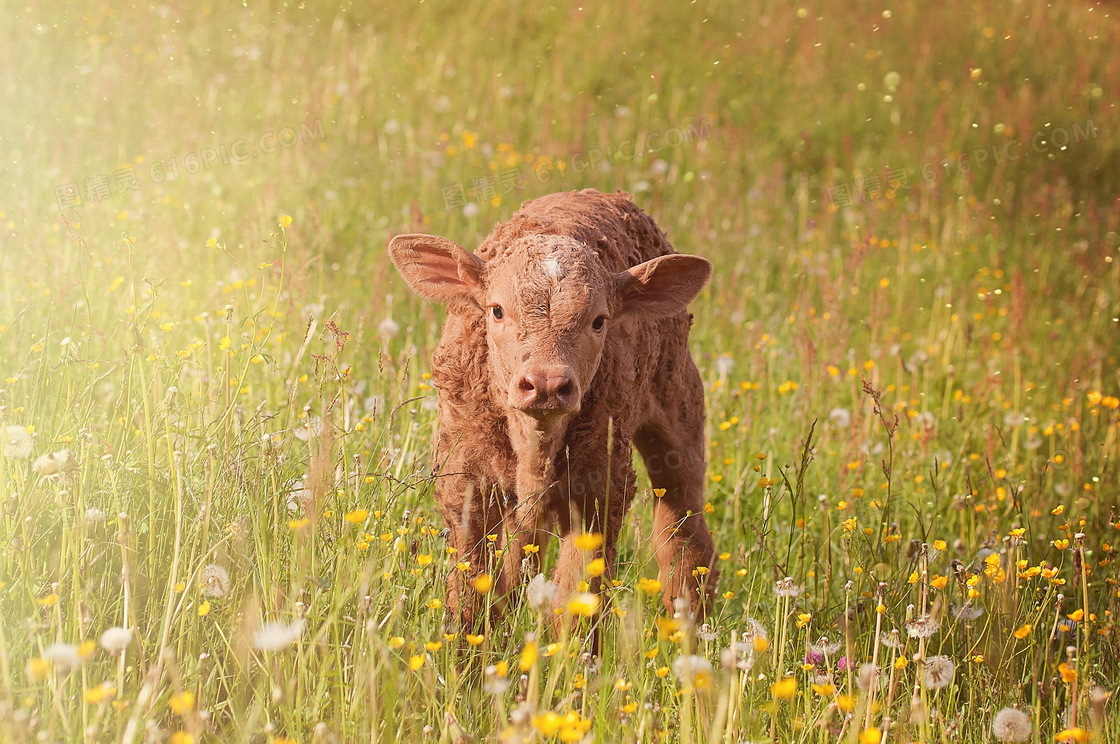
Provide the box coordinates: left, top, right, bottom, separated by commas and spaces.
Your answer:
556, 379, 574, 401
518, 377, 536, 395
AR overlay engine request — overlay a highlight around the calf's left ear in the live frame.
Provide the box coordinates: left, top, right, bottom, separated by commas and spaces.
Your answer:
615, 254, 712, 319
387, 234, 486, 304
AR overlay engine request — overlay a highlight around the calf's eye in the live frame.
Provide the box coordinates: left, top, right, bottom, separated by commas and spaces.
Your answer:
492, 305, 504, 320
592, 315, 606, 331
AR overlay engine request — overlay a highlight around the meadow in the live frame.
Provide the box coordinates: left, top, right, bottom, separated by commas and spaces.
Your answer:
1, 0, 1119, 742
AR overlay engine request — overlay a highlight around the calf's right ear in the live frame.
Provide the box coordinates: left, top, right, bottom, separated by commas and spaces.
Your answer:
387, 234, 486, 304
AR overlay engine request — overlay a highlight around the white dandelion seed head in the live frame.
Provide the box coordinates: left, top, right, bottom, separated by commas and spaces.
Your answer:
526, 573, 558, 612
951, 602, 984, 621
99, 627, 133, 655
32, 449, 76, 476
483, 664, 510, 694
922, 655, 955, 689
42, 642, 83, 672
697, 623, 717, 642
773, 577, 803, 598
809, 636, 842, 656
879, 629, 904, 649
828, 407, 852, 428
672, 654, 713, 686
85, 507, 106, 525
857, 662, 880, 692
715, 355, 734, 378
200, 564, 230, 599
251, 619, 306, 652
286, 479, 313, 512
377, 317, 400, 338
742, 617, 769, 642
991, 707, 1032, 742
293, 416, 324, 442
462, 203, 480, 218
905, 614, 940, 639
3, 425, 33, 459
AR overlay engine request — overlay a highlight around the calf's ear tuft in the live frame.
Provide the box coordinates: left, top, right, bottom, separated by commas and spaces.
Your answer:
387, 234, 486, 304
616, 254, 712, 319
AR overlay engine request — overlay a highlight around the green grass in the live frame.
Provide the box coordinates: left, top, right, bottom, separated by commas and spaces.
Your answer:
1, 0, 1119, 742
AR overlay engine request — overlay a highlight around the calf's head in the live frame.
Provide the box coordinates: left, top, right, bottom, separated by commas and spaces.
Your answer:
389, 232, 710, 434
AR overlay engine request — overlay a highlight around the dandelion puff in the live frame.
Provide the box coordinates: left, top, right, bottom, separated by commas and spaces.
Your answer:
672, 654, 713, 690
879, 629, 904, 649
484, 662, 510, 694
773, 577, 803, 598
99, 627, 133, 655
828, 407, 852, 428
991, 707, 1032, 742
905, 614, 940, 639
697, 623, 717, 642
922, 655, 955, 689
42, 642, 83, 672
3, 425, 33, 459
714, 355, 734, 378
857, 662, 879, 692
378, 317, 400, 338
293, 417, 324, 442
33, 449, 76, 476
199, 564, 230, 599
285, 479, 313, 512
252, 619, 306, 652
810, 636, 841, 656
526, 573, 558, 612
85, 507, 106, 525
951, 602, 984, 621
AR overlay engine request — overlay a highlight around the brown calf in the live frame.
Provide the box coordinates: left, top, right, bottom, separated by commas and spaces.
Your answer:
388, 189, 717, 629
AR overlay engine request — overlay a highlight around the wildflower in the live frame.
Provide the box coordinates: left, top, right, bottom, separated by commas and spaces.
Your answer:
99, 627, 132, 655
922, 655, 955, 689
526, 573, 558, 611
1013, 624, 1032, 640
3, 425, 33, 458
905, 614, 940, 639
472, 573, 494, 594
773, 577, 803, 597
586, 558, 606, 577
42, 642, 83, 672
32, 449, 76, 476
1058, 662, 1077, 684
345, 509, 369, 524
991, 707, 1032, 742
278, 215, 293, 228
519, 637, 539, 671
859, 727, 882, 744
169, 690, 195, 716
25, 657, 51, 682
84, 681, 116, 704
85, 507, 106, 524
697, 623, 717, 642
1055, 729, 1091, 743
771, 676, 798, 699
637, 577, 662, 594
407, 655, 424, 671
566, 592, 600, 616
199, 564, 230, 599
573, 532, 603, 551
465, 634, 485, 646
251, 619, 305, 652
672, 654, 713, 691
829, 407, 852, 428
484, 661, 510, 694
